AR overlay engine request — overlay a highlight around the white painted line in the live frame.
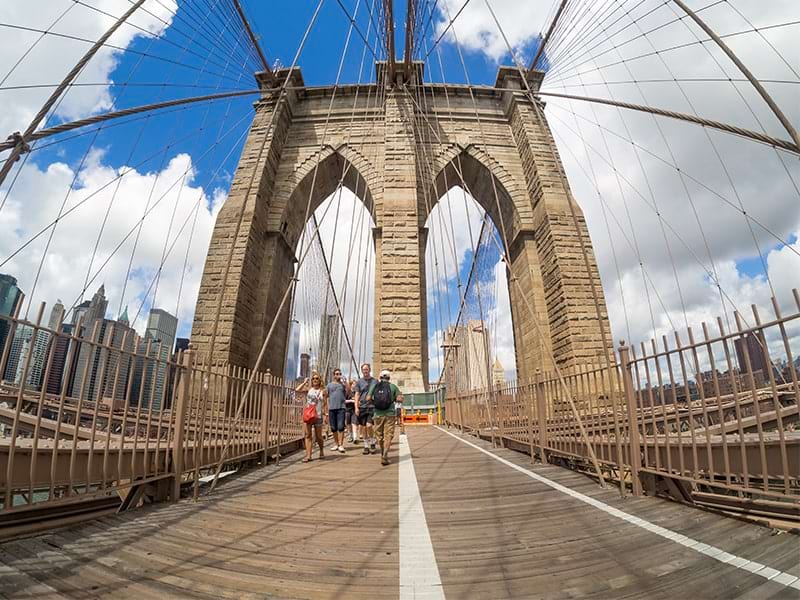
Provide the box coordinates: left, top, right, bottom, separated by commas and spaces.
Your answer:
399, 433, 445, 600
435, 426, 799, 591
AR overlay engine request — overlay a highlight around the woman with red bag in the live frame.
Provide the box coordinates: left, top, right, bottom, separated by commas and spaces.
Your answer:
296, 371, 328, 462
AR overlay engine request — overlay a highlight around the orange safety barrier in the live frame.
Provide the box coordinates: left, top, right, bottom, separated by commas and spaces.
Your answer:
402, 413, 433, 424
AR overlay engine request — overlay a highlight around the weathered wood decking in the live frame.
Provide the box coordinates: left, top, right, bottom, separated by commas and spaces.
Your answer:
0, 426, 798, 599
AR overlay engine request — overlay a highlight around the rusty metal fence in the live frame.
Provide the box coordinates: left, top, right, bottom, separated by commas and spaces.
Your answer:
446, 291, 800, 515
0, 303, 303, 516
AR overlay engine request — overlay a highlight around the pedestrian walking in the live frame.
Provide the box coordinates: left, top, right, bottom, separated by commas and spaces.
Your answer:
326, 368, 350, 453
367, 370, 403, 466
354, 363, 376, 454
345, 377, 357, 443
296, 372, 327, 462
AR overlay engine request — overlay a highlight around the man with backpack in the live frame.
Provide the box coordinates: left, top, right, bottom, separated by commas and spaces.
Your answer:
367, 370, 403, 466
354, 363, 376, 454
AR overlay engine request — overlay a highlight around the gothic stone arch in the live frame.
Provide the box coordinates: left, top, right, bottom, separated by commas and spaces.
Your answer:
192, 65, 610, 391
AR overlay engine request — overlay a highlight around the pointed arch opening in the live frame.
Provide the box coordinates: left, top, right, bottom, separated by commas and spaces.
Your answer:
278, 150, 377, 384
424, 150, 521, 392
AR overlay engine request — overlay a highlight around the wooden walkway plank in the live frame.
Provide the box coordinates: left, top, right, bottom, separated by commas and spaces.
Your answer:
0, 442, 401, 599
407, 427, 800, 600
0, 426, 797, 599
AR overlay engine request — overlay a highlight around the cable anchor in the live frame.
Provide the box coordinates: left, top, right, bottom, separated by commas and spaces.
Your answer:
5, 132, 30, 159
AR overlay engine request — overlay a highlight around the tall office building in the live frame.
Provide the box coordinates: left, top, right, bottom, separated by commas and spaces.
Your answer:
299, 352, 310, 380
734, 331, 770, 378
2, 299, 68, 389
492, 358, 506, 387
4, 325, 50, 388
318, 313, 340, 382
0, 274, 22, 359
99, 316, 137, 407
443, 320, 493, 393
285, 319, 300, 381
130, 308, 178, 410
48, 300, 65, 331
70, 285, 138, 402
72, 300, 90, 327
46, 323, 74, 395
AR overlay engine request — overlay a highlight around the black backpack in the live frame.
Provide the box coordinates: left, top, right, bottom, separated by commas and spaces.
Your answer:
371, 381, 394, 410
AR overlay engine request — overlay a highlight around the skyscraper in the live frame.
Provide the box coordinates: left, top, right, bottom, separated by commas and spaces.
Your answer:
48, 300, 65, 331
4, 324, 50, 388
46, 323, 74, 395
2, 299, 69, 390
285, 319, 300, 381
492, 357, 506, 387
465, 320, 492, 390
0, 274, 22, 359
734, 331, 771, 383
443, 320, 493, 393
70, 285, 107, 396
299, 352, 310, 380
318, 313, 340, 382
130, 308, 178, 410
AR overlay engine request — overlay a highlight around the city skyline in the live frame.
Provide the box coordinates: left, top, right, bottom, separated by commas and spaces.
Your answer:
0, 272, 185, 404
0, 271, 186, 346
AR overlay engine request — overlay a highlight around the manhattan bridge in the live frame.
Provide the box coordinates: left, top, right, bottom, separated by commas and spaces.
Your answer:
0, 0, 798, 597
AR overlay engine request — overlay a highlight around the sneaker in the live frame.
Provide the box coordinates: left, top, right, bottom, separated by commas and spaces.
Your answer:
338, 446, 345, 453
381, 456, 389, 466
362, 447, 370, 455
330, 444, 339, 451
370, 442, 376, 451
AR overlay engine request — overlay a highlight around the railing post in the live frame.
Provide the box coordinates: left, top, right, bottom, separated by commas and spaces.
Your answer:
457, 392, 465, 433
618, 341, 643, 496
171, 346, 193, 502
536, 370, 548, 464
527, 379, 536, 464
261, 371, 271, 465
273, 371, 285, 465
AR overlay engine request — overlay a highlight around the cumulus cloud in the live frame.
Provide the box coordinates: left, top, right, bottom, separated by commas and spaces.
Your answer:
293, 189, 376, 378
0, 0, 176, 137
430, 0, 800, 376
433, 0, 555, 62
0, 150, 224, 336
425, 189, 517, 382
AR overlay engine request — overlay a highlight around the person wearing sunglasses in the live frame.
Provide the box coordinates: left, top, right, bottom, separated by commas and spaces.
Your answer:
296, 371, 328, 462
326, 368, 350, 453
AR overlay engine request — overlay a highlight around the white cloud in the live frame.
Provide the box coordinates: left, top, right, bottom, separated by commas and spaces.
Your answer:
0, 150, 223, 337
0, 0, 176, 138
435, 0, 800, 368
425, 189, 517, 382
293, 189, 376, 378
433, 0, 555, 62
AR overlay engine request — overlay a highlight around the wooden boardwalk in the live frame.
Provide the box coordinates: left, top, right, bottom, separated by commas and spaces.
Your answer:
0, 426, 798, 599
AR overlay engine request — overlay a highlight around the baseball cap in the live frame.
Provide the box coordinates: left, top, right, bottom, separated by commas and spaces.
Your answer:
380, 369, 390, 379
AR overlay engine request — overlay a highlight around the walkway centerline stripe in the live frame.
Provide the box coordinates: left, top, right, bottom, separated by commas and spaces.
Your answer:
399, 433, 446, 600
434, 426, 800, 592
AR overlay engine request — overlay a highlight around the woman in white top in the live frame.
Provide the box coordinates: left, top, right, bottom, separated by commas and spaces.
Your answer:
296, 371, 328, 462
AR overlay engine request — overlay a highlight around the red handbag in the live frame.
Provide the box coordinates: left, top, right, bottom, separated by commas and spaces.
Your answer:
303, 403, 318, 424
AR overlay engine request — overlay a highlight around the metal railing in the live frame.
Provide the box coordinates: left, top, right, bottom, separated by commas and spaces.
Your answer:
445, 291, 800, 510
0, 304, 303, 514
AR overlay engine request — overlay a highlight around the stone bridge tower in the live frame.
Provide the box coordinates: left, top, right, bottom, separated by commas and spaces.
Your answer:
191, 64, 610, 392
